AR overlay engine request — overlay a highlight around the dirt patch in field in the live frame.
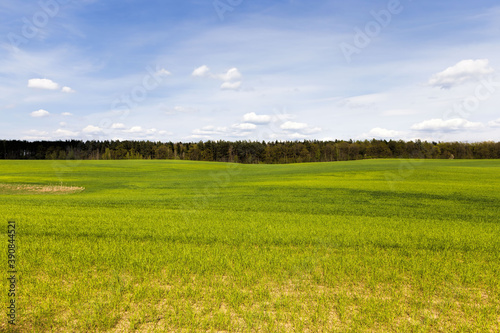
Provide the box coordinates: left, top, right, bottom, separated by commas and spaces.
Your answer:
0, 183, 85, 195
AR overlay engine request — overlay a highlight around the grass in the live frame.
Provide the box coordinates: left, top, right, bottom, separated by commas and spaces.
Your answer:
0, 159, 499, 332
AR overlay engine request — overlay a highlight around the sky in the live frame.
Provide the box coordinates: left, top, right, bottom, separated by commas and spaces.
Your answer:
1, 0, 499, 142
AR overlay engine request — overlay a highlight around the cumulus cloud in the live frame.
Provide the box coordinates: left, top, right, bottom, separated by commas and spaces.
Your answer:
28, 78, 60, 90
61, 112, 72, 116
106, 124, 167, 137
268, 132, 309, 140
111, 123, 126, 129
243, 112, 272, 124
288, 132, 309, 139
363, 127, 405, 139
125, 126, 143, 133
82, 125, 103, 134
428, 59, 495, 89
30, 109, 50, 117
411, 118, 483, 131
53, 129, 78, 137
61, 86, 76, 93
127, 127, 164, 135
192, 65, 211, 77
279, 121, 322, 137
28, 78, 76, 93
217, 68, 242, 82
192, 65, 242, 90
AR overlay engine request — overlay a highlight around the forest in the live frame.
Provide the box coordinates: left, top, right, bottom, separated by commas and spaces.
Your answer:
1, 139, 499, 163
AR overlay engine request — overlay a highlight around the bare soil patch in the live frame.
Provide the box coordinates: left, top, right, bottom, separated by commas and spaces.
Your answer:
0, 183, 85, 195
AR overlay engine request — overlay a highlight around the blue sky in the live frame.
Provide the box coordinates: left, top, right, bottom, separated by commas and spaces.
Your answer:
1, 0, 499, 142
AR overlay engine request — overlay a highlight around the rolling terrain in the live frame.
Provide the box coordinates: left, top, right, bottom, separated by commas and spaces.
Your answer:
1, 159, 499, 332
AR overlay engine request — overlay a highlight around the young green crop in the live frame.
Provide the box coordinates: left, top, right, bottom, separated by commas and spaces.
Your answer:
0, 159, 499, 332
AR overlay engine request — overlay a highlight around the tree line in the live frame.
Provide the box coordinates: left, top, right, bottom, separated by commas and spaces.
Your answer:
1, 139, 499, 163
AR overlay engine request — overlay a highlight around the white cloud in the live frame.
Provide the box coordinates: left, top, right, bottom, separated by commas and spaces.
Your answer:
28, 78, 60, 90
82, 125, 103, 134
243, 112, 272, 124
99, 124, 168, 137
221, 81, 241, 90
190, 123, 259, 139
145, 128, 159, 134
61, 112, 72, 116
30, 109, 50, 117
53, 129, 78, 137
111, 123, 126, 129
281, 121, 308, 130
217, 68, 242, 82
269, 132, 309, 140
428, 59, 495, 89
411, 118, 483, 131
288, 132, 309, 139
108, 125, 170, 138
156, 68, 171, 76
277, 121, 322, 137
187, 134, 212, 140
125, 126, 143, 133
192, 65, 243, 90
192, 65, 211, 77
61, 86, 76, 93
488, 118, 500, 127
364, 127, 405, 139
232, 123, 257, 130
28, 79, 76, 93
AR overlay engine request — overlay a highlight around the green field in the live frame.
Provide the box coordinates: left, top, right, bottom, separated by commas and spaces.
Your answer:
1, 159, 499, 332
